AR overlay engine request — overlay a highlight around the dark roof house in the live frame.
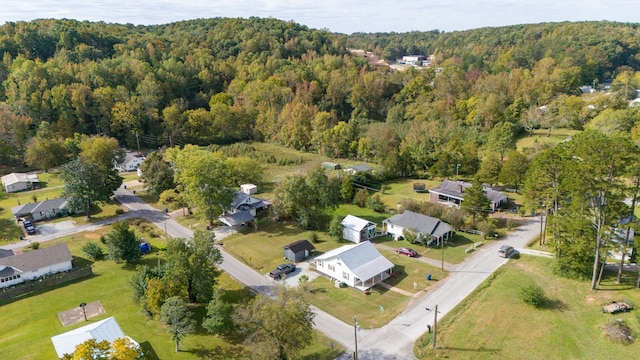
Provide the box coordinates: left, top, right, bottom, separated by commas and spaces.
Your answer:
12, 198, 68, 222
429, 180, 507, 211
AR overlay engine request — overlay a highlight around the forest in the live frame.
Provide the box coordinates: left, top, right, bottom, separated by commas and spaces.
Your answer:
0, 18, 639, 179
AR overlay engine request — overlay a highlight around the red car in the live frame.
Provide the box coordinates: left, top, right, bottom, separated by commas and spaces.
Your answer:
396, 247, 417, 257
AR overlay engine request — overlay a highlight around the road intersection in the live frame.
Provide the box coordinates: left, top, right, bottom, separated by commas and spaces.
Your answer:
2, 184, 541, 359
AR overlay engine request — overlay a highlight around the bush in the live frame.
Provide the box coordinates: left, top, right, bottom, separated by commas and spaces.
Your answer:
519, 283, 546, 308
310, 232, 319, 244
27, 242, 40, 250
353, 188, 368, 207
82, 241, 105, 260
115, 208, 125, 215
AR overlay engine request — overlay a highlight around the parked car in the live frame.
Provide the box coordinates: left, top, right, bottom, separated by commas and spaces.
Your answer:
498, 245, 515, 258
396, 247, 417, 257
23, 219, 32, 228
25, 225, 36, 235
269, 263, 296, 279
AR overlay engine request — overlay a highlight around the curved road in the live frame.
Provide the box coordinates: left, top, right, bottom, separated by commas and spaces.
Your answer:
2, 185, 541, 359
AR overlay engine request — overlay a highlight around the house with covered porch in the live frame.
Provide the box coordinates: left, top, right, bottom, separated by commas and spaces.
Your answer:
429, 180, 507, 211
383, 210, 453, 246
314, 241, 394, 291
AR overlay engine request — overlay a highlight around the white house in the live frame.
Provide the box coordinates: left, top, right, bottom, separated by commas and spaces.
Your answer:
218, 191, 271, 226
429, 180, 508, 211
383, 210, 453, 246
1, 172, 40, 193
343, 164, 373, 175
341, 215, 377, 243
12, 198, 68, 222
0, 244, 73, 288
314, 241, 394, 290
115, 152, 145, 172
51, 316, 139, 358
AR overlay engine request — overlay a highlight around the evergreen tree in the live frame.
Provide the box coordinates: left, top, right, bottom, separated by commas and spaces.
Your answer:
463, 179, 491, 222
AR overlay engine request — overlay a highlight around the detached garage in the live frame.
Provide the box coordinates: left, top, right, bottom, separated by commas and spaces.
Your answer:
284, 240, 315, 262
341, 215, 377, 243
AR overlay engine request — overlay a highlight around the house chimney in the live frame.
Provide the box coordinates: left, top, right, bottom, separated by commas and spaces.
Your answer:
456, 184, 463, 193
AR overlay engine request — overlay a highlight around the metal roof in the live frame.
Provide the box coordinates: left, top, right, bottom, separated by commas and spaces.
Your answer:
51, 317, 127, 358
383, 210, 452, 238
341, 215, 376, 231
316, 241, 394, 281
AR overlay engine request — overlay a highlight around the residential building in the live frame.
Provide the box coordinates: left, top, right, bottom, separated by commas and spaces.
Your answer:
314, 241, 394, 290
11, 198, 68, 222
383, 210, 453, 246
429, 180, 507, 211
1, 172, 40, 193
115, 152, 145, 172
0, 244, 73, 288
51, 316, 139, 358
218, 190, 271, 226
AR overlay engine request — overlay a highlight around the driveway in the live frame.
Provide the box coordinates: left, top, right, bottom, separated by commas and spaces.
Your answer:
3, 183, 542, 359
35, 220, 77, 236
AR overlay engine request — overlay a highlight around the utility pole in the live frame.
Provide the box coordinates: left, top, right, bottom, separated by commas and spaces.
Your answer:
456, 164, 461, 181
441, 237, 445, 271
353, 315, 359, 360
432, 304, 438, 349
135, 131, 141, 153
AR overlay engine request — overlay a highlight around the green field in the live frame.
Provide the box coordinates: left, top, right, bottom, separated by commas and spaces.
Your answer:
415, 255, 640, 359
0, 223, 341, 360
516, 128, 581, 152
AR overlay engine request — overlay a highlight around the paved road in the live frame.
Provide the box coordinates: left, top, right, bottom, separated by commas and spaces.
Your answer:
2, 184, 541, 359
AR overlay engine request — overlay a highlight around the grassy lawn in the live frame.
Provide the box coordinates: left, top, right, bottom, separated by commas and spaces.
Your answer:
377, 247, 448, 293
379, 178, 442, 208
220, 215, 340, 274
372, 232, 483, 265
306, 276, 411, 329
0, 222, 341, 360
415, 255, 640, 359
516, 128, 581, 152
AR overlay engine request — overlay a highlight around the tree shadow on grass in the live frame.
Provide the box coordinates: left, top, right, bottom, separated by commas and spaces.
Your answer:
384, 265, 407, 287
183, 344, 246, 359
541, 298, 570, 312
139, 341, 159, 360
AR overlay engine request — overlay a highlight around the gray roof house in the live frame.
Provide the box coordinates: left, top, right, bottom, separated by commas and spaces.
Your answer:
314, 241, 394, 290
429, 180, 507, 211
383, 210, 453, 246
218, 191, 271, 227
12, 198, 68, 222
0, 244, 73, 288
1, 172, 40, 193
51, 316, 139, 358
284, 240, 316, 262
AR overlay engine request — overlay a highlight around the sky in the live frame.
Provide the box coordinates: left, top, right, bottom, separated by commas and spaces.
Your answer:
1, 0, 639, 34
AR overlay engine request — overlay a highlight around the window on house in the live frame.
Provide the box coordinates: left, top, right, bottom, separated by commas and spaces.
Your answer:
343, 272, 349, 280
328, 265, 335, 271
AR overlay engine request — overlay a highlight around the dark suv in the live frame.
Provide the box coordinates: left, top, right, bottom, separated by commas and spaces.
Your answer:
269, 263, 296, 279
23, 220, 36, 235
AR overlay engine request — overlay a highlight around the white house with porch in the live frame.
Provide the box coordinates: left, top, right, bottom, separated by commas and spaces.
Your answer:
383, 210, 453, 246
0, 244, 73, 288
341, 215, 377, 243
314, 241, 394, 290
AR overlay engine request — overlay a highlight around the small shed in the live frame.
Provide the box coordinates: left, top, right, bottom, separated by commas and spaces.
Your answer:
322, 162, 341, 170
284, 240, 316, 262
240, 184, 258, 195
